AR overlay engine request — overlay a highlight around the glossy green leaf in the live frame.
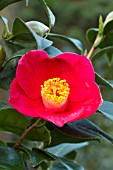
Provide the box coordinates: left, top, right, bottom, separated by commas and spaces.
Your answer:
22, 147, 83, 170
104, 11, 113, 27
0, 0, 22, 11
0, 108, 51, 143
98, 101, 113, 121
91, 46, 113, 61
48, 33, 83, 53
35, 35, 53, 50
21, 147, 54, 167
86, 28, 98, 44
103, 11, 113, 33
45, 46, 62, 57
47, 142, 88, 157
0, 146, 26, 170
52, 157, 84, 170
12, 18, 53, 49
38, 0, 55, 28
49, 119, 113, 146
0, 16, 10, 37
95, 72, 113, 89
13, 47, 35, 57
0, 38, 21, 90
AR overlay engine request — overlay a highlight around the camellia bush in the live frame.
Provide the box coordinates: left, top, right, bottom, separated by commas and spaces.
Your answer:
0, 0, 113, 170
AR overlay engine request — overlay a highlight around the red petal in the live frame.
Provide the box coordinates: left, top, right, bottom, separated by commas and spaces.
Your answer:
35, 102, 85, 127
16, 50, 60, 99
9, 78, 43, 117
80, 81, 103, 119
55, 53, 95, 85
69, 79, 92, 102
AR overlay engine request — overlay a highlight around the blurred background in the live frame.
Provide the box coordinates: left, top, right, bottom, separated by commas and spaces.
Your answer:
0, 0, 113, 169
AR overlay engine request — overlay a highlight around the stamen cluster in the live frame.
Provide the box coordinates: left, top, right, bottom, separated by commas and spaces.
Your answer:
41, 78, 70, 105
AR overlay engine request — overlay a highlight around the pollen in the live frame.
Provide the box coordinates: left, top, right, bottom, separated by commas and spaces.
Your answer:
41, 78, 70, 112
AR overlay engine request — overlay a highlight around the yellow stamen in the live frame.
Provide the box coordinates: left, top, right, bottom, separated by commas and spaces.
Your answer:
41, 77, 70, 112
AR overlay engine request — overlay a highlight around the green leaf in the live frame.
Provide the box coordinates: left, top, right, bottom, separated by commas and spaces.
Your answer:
13, 47, 35, 57
35, 35, 53, 50
0, 16, 10, 37
49, 119, 113, 146
95, 72, 113, 89
47, 142, 88, 157
12, 18, 53, 49
0, 108, 51, 143
98, 101, 113, 121
91, 46, 113, 61
48, 33, 83, 53
104, 11, 113, 27
22, 147, 84, 170
0, 0, 22, 11
21, 147, 54, 167
45, 46, 62, 57
0, 146, 26, 170
86, 28, 98, 44
51, 157, 84, 170
38, 0, 55, 28
103, 11, 113, 33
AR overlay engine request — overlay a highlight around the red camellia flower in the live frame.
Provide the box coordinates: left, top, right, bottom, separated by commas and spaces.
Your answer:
9, 50, 103, 127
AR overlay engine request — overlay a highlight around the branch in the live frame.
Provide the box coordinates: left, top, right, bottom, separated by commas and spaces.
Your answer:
14, 118, 41, 149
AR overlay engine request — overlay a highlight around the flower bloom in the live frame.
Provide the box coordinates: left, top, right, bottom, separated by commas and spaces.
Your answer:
9, 50, 102, 127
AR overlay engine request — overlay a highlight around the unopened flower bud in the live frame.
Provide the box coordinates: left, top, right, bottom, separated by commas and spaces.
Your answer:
0, 45, 6, 66
26, 21, 49, 36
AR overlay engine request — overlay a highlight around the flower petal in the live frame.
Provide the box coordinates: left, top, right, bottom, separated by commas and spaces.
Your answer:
35, 102, 84, 127
55, 53, 95, 85
16, 50, 60, 99
69, 79, 92, 102
80, 81, 103, 118
9, 78, 42, 117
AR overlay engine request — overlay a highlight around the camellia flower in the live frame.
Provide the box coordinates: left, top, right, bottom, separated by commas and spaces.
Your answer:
9, 50, 103, 127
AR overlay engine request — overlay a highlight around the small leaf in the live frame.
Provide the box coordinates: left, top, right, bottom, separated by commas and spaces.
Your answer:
47, 142, 88, 157
45, 46, 62, 57
98, 101, 113, 121
86, 28, 98, 45
38, 0, 55, 28
48, 33, 83, 53
0, 146, 26, 170
95, 72, 113, 89
0, 16, 10, 37
0, 0, 22, 11
12, 18, 53, 49
104, 11, 113, 27
91, 46, 113, 61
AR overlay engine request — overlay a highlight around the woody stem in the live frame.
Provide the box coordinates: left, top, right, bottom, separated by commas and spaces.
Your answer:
14, 118, 41, 149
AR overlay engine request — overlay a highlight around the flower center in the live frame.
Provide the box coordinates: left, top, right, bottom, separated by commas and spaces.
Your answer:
41, 78, 70, 112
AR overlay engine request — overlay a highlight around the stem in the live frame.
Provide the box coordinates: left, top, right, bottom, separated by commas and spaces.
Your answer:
14, 118, 41, 149
87, 35, 99, 59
